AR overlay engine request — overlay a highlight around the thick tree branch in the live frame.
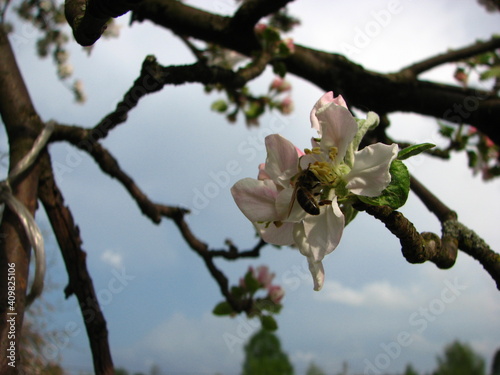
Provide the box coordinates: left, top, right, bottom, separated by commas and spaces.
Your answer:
354, 192, 500, 289
399, 36, 500, 78
65, 0, 140, 45
353, 202, 457, 269
0, 26, 44, 375
409, 175, 500, 288
132, 0, 500, 145
37, 157, 114, 375
230, 0, 295, 31
452, 221, 500, 289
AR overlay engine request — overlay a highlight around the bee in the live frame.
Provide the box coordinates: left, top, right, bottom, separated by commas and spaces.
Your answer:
289, 167, 332, 216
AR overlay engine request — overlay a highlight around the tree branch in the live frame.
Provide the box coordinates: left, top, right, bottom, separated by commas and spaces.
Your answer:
132, 0, 500, 145
89, 55, 273, 141
354, 178, 500, 289
50, 126, 266, 311
409, 175, 500, 288
65, 0, 140, 45
0, 26, 44, 375
452, 221, 500, 289
353, 202, 457, 269
157, 205, 264, 313
230, 0, 295, 30
37, 157, 114, 375
51, 123, 163, 222
399, 36, 500, 78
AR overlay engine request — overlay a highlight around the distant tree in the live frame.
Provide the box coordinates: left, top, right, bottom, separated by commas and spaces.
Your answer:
305, 362, 326, 375
149, 364, 163, 375
242, 329, 294, 375
403, 363, 420, 375
433, 340, 485, 375
492, 348, 500, 375
115, 368, 130, 375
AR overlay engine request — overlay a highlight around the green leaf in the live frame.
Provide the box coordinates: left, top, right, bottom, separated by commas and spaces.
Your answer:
255, 299, 282, 314
341, 203, 358, 227
245, 101, 265, 119
244, 270, 261, 294
398, 143, 435, 160
262, 27, 281, 45
480, 66, 500, 80
439, 123, 455, 138
211, 99, 228, 113
260, 315, 278, 331
272, 61, 287, 77
466, 150, 478, 168
213, 301, 233, 316
231, 285, 246, 299
358, 159, 410, 209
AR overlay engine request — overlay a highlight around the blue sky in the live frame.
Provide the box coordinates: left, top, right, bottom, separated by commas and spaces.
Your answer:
2, 0, 500, 374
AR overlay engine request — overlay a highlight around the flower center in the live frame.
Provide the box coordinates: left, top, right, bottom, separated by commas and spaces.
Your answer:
297, 146, 351, 201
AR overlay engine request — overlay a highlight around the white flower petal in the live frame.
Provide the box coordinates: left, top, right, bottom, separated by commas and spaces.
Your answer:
293, 199, 343, 254
310, 92, 348, 135
292, 202, 344, 290
257, 221, 295, 246
231, 178, 279, 222
307, 259, 325, 291
316, 103, 358, 162
300, 202, 344, 259
345, 143, 398, 196
275, 187, 306, 222
264, 134, 299, 187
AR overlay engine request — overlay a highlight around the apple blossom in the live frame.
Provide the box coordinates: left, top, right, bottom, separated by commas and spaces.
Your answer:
270, 76, 292, 92
231, 92, 398, 291
278, 96, 294, 114
268, 285, 285, 304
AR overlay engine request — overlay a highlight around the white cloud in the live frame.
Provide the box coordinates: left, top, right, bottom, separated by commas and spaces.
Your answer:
317, 280, 416, 309
100, 249, 124, 269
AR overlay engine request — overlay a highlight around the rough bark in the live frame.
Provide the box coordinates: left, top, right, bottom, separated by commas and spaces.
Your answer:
0, 26, 44, 375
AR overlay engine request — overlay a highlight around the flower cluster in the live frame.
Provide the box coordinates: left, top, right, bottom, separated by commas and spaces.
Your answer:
254, 23, 295, 58
240, 265, 285, 304
213, 265, 284, 330
231, 92, 399, 291
467, 126, 499, 180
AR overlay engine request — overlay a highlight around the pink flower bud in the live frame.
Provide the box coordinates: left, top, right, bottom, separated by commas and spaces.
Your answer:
254, 23, 267, 35
268, 285, 285, 304
485, 136, 495, 148
282, 38, 295, 54
279, 96, 294, 114
454, 69, 468, 84
255, 265, 274, 287
270, 77, 292, 92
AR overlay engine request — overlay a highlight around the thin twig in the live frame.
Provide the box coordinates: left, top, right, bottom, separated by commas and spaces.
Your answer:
398, 36, 500, 78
